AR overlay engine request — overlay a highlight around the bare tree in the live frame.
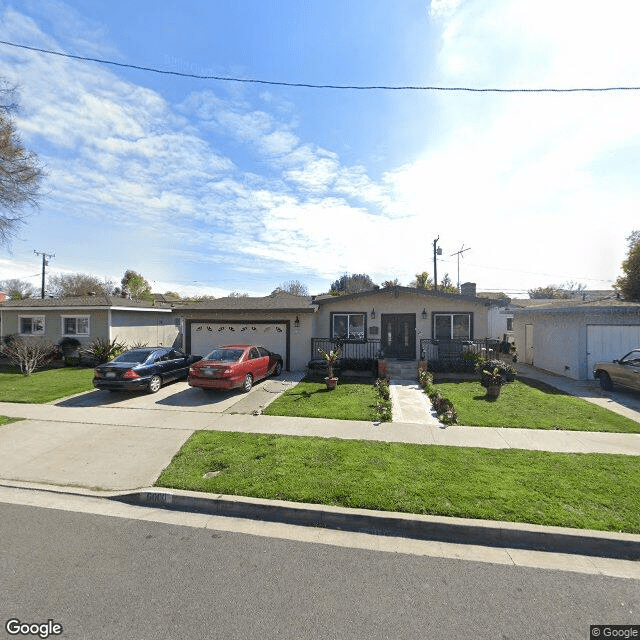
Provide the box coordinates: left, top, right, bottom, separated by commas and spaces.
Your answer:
47, 273, 114, 298
0, 83, 44, 245
2, 335, 56, 375
0, 278, 36, 299
275, 280, 309, 296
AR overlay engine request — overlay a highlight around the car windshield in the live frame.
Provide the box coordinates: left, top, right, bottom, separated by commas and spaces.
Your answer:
112, 349, 156, 364
203, 349, 244, 362
622, 351, 640, 364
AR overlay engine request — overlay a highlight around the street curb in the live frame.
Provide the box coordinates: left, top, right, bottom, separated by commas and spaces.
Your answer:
111, 488, 640, 561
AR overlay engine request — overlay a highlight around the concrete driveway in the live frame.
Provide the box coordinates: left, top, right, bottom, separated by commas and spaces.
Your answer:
0, 372, 303, 490
55, 372, 304, 415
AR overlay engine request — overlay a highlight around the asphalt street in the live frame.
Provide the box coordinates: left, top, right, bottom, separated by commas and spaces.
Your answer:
1, 501, 638, 640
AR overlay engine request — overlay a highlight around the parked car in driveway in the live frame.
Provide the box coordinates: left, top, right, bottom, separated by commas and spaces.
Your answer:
93, 347, 201, 393
593, 348, 640, 392
188, 344, 283, 392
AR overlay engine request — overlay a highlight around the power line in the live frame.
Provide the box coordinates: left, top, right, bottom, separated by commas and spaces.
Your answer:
2, 39, 640, 93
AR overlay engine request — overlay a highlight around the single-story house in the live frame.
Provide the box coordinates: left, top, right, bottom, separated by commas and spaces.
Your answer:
177, 285, 509, 371
178, 292, 316, 371
511, 298, 640, 380
0, 296, 180, 351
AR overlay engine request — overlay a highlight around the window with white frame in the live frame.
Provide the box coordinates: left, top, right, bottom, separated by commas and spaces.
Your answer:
331, 313, 366, 341
19, 316, 45, 335
62, 316, 90, 336
433, 313, 472, 340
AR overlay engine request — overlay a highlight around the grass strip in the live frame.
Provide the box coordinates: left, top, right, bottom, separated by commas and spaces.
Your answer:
434, 379, 640, 432
156, 431, 640, 533
263, 380, 383, 421
0, 416, 23, 426
0, 367, 95, 403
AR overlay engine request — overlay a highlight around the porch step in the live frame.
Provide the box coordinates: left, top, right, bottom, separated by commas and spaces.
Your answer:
385, 359, 418, 381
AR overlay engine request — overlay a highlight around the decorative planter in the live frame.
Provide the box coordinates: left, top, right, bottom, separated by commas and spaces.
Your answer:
486, 385, 501, 398
325, 376, 339, 390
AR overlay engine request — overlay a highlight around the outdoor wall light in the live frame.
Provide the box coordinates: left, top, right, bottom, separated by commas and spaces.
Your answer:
294, 316, 300, 328
421, 308, 427, 319
370, 308, 376, 319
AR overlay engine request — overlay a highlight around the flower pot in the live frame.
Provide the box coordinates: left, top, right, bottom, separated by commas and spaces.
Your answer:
486, 385, 501, 398
325, 376, 338, 390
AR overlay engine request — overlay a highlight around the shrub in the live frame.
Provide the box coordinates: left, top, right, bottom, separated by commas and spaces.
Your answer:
374, 378, 392, 421
1, 335, 57, 375
476, 359, 516, 388
82, 337, 126, 365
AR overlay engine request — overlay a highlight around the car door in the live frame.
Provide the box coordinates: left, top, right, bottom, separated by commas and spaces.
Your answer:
617, 350, 640, 390
154, 348, 176, 381
248, 346, 268, 381
166, 349, 189, 380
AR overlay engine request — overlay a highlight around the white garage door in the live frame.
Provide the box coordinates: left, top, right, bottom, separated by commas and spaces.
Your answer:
190, 322, 288, 363
587, 325, 640, 374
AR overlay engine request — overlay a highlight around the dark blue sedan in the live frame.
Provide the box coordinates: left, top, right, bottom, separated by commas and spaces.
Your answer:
93, 347, 201, 393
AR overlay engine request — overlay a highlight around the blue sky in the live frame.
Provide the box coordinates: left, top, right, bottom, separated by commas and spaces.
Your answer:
1, 0, 639, 298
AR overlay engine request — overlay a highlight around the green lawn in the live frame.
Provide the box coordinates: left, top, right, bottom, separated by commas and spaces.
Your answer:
435, 379, 640, 433
263, 380, 385, 421
0, 367, 95, 403
156, 431, 640, 533
0, 416, 22, 426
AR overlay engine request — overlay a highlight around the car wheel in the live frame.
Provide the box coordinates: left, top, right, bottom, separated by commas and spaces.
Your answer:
598, 371, 613, 391
242, 374, 253, 392
273, 361, 282, 377
148, 375, 162, 393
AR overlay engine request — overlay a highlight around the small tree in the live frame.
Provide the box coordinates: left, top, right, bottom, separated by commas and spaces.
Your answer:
2, 335, 56, 375
121, 270, 152, 300
615, 231, 640, 301
410, 271, 433, 290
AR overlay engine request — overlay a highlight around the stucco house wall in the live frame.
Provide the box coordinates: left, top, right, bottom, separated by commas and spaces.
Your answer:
109, 308, 178, 347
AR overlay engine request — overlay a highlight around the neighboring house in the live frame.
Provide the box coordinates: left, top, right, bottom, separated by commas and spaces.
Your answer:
0, 296, 179, 350
176, 286, 508, 371
511, 298, 640, 380
0, 292, 6, 302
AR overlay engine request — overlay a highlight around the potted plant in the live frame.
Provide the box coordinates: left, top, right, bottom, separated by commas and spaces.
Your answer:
480, 367, 506, 397
318, 346, 341, 390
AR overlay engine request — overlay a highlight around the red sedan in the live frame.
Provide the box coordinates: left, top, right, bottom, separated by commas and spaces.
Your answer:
188, 344, 283, 392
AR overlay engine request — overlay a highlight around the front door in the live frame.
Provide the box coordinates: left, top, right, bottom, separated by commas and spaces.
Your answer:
381, 314, 416, 359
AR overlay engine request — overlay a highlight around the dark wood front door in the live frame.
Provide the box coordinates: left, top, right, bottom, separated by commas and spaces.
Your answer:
381, 314, 416, 359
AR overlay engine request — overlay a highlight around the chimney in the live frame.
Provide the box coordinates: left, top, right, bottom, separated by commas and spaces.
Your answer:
460, 282, 477, 297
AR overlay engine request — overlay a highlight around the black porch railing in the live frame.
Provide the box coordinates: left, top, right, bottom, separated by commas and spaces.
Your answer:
311, 338, 382, 361
419, 338, 501, 364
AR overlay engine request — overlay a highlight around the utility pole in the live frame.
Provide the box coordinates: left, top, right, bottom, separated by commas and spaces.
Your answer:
450, 244, 471, 292
432, 237, 442, 291
34, 250, 54, 299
